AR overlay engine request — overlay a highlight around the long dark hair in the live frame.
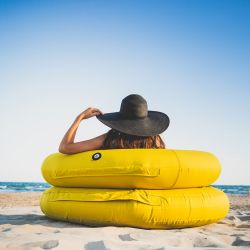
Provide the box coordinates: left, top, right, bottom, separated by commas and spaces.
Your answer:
101, 129, 165, 149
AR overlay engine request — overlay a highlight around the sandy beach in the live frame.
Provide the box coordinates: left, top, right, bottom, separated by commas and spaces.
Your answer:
0, 192, 249, 250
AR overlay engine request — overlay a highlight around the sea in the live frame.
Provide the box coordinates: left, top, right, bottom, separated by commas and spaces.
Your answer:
0, 182, 249, 194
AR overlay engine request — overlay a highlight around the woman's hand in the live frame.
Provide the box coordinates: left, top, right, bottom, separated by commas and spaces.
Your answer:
76, 107, 103, 122
59, 107, 105, 154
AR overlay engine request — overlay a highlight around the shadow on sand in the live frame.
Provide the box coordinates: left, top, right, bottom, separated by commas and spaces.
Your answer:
0, 214, 90, 228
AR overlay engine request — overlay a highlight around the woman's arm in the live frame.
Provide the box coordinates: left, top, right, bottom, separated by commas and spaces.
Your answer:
58, 107, 107, 154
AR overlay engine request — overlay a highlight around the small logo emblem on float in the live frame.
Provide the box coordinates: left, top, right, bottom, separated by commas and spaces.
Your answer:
92, 152, 102, 160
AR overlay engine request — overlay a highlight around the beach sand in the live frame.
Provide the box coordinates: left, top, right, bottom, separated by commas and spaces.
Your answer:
0, 192, 249, 250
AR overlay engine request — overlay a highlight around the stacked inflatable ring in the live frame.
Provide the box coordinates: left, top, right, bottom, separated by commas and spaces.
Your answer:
40, 149, 229, 229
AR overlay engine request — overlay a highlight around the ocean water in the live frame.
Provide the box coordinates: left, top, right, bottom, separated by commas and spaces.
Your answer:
0, 182, 51, 192
0, 182, 249, 194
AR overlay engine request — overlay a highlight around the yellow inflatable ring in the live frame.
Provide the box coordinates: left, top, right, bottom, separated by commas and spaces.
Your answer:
40, 186, 229, 229
41, 149, 221, 189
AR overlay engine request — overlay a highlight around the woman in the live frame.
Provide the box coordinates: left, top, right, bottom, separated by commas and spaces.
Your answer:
59, 94, 170, 154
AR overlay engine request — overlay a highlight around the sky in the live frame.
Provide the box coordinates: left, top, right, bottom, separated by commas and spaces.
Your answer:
0, 0, 249, 184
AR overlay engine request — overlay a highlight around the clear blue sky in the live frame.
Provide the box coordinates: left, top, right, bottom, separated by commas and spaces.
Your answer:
0, 0, 249, 184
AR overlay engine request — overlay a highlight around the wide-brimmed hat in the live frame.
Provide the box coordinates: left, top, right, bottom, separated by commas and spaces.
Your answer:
96, 94, 170, 137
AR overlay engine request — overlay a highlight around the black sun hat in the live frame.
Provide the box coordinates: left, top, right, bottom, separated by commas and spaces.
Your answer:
96, 94, 170, 137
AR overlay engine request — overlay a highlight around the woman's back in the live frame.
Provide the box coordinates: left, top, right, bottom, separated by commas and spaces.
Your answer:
101, 129, 165, 149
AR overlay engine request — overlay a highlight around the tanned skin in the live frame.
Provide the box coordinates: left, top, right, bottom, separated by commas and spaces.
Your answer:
59, 107, 107, 155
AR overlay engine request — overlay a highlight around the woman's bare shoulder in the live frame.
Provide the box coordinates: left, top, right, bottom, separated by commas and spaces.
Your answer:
90, 133, 108, 151
59, 133, 107, 154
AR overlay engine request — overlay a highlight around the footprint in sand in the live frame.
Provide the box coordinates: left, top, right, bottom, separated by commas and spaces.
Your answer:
232, 237, 250, 247
118, 234, 136, 241
23, 240, 59, 249
84, 240, 109, 250
227, 215, 239, 221
2, 228, 11, 232
42, 240, 59, 249
230, 233, 246, 237
238, 215, 250, 221
236, 224, 250, 229
193, 237, 225, 248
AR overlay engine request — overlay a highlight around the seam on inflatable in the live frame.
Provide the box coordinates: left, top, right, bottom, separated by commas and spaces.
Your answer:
170, 150, 182, 189
45, 189, 161, 206
47, 197, 160, 206
52, 173, 160, 178
52, 167, 160, 179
